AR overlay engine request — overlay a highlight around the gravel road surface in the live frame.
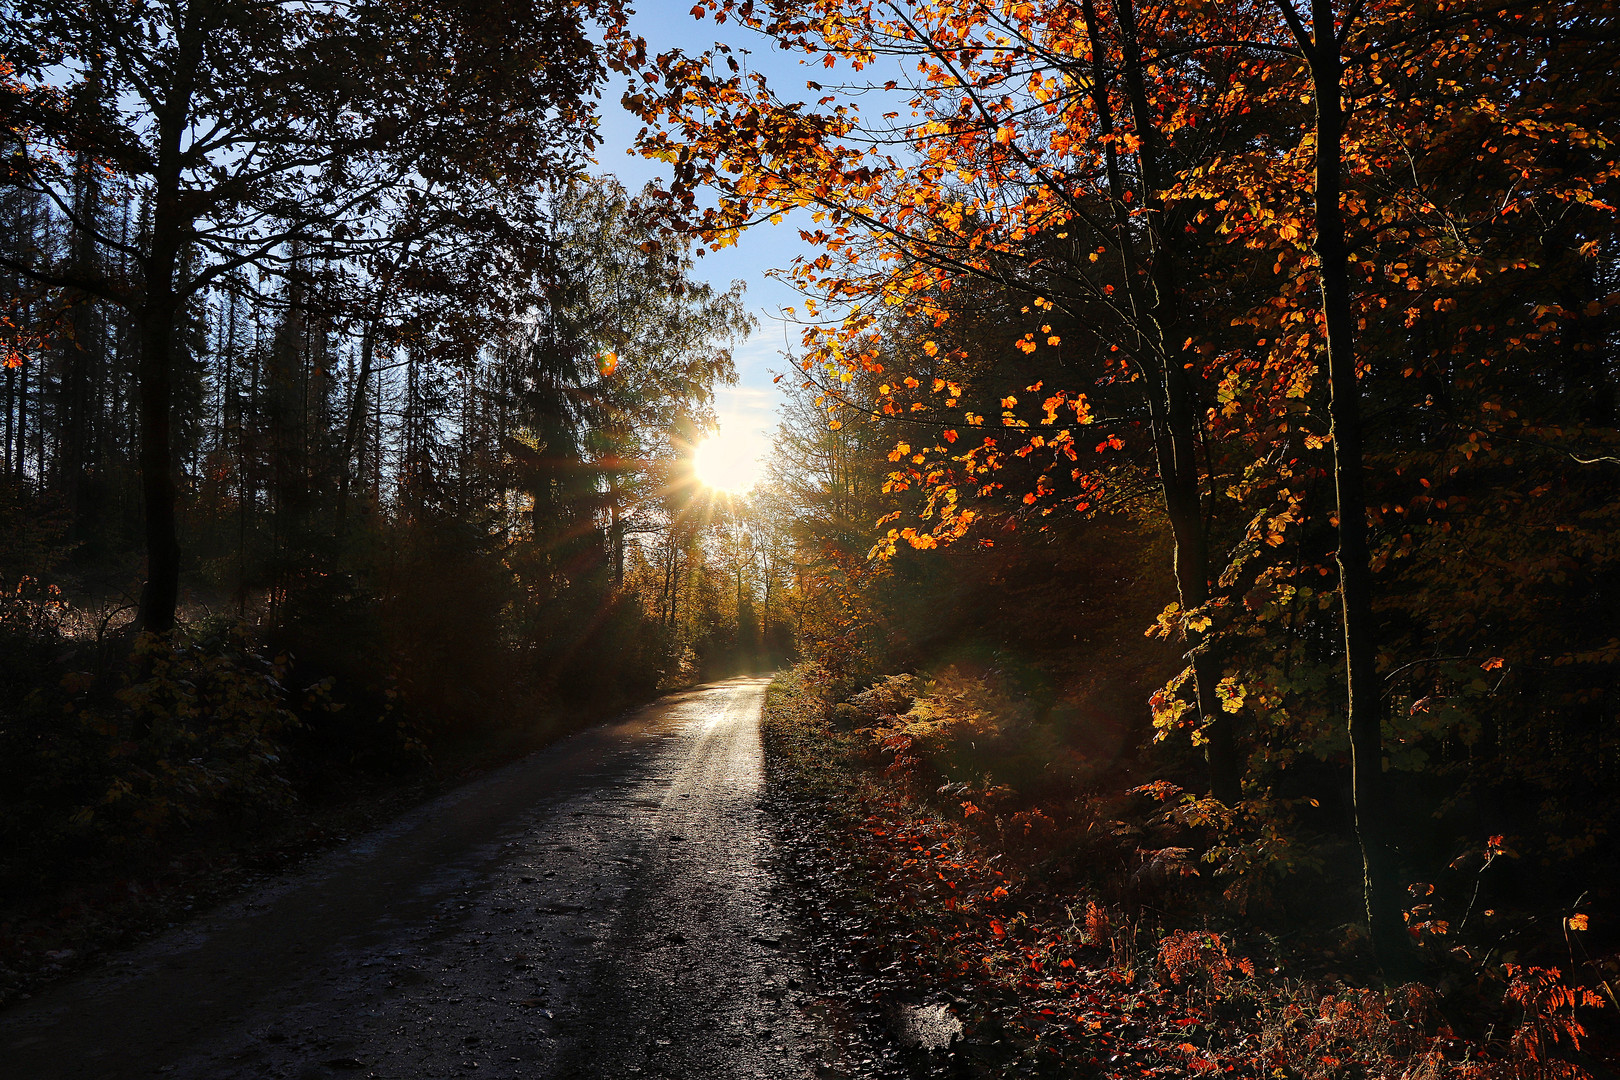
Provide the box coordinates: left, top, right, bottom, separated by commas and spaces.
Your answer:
0, 676, 834, 1079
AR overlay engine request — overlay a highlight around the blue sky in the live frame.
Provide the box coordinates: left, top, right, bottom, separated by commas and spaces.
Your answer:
590, 5, 820, 471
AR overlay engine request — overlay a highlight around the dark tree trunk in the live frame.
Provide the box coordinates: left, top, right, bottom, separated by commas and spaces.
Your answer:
609, 476, 625, 587
1082, 0, 1240, 803
4, 362, 13, 475
64, 169, 103, 534
133, 21, 199, 635
1306, 1, 1412, 977
62, 42, 107, 533
14, 346, 26, 480
667, 543, 680, 630
335, 317, 377, 531
134, 280, 182, 633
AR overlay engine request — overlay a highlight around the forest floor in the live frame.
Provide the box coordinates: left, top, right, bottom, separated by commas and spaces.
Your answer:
760, 668, 1620, 1080
760, 670, 1086, 1077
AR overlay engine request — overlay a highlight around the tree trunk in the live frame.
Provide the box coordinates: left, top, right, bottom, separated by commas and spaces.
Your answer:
1083, 0, 1240, 802
133, 35, 196, 634
63, 167, 100, 529
667, 543, 680, 631
608, 476, 625, 587
14, 344, 26, 480
1307, 6, 1412, 977
4, 361, 13, 475
134, 286, 182, 634
335, 317, 377, 531
762, 557, 772, 640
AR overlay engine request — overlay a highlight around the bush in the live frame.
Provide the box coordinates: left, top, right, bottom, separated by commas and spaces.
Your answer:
0, 620, 299, 894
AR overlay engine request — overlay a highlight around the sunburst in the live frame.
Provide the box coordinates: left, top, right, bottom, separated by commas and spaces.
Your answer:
692, 423, 766, 494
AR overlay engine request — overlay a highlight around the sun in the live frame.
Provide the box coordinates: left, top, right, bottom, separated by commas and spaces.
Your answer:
693, 423, 766, 494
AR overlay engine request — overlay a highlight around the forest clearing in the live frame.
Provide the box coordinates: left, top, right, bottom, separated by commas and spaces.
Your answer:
2, 0, 1617, 1077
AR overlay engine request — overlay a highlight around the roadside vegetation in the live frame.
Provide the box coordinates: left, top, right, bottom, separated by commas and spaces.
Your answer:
766, 665, 1613, 1078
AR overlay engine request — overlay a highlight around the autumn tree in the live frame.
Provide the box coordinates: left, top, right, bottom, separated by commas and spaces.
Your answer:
627, 0, 1302, 798
630, 0, 1618, 970
1163, 0, 1620, 975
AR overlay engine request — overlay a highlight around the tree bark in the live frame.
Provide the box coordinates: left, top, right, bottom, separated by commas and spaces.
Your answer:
15, 342, 27, 481
3, 362, 13, 475
1305, 1, 1412, 977
608, 475, 625, 587
134, 274, 182, 634
335, 317, 377, 531
63, 166, 101, 529
1082, 0, 1240, 803
133, 14, 201, 635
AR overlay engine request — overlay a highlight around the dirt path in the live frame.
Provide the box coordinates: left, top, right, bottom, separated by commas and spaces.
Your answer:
0, 677, 831, 1080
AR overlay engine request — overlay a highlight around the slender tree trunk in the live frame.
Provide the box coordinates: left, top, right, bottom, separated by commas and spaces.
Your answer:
335, 317, 377, 531
762, 559, 772, 641
609, 476, 625, 587
11, 350, 22, 480
16, 340, 28, 481
4, 362, 13, 475
1081, 0, 1239, 802
64, 175, 98, 528
63, 36, 107, 532
1305, 1, 1411, 977
668, 543, 680, 631
239, 299, 261, 614
795, 567, 806, 640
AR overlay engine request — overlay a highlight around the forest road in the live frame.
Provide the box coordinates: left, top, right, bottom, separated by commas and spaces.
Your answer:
0, 675, 831, 1080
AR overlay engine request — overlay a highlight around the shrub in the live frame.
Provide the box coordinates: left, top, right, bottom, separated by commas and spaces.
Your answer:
0, 620, 300, 894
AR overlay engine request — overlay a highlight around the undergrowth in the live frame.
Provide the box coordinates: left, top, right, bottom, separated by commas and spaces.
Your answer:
0, 579, 649, 1007
764, 662, 1615, 1079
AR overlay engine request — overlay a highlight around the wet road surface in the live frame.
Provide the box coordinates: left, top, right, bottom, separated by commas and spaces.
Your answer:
0, 676, 831, 1079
